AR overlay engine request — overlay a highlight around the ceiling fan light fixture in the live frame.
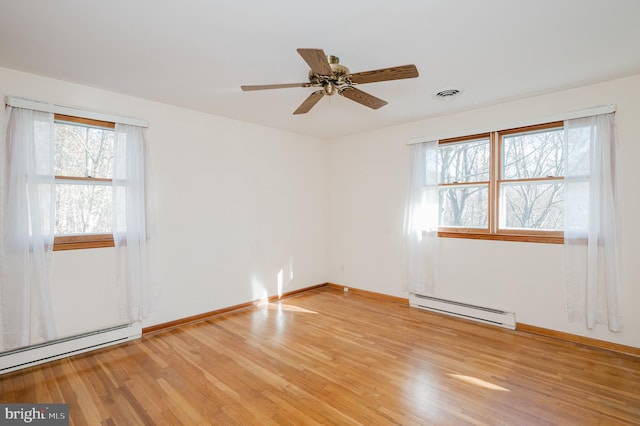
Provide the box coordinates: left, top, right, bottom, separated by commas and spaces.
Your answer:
323, 82, 336, 96
433, 87, 463, 100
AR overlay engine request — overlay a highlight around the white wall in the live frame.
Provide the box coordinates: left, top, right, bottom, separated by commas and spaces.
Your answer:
0, 67, 329, 337
328, 74, 640, 348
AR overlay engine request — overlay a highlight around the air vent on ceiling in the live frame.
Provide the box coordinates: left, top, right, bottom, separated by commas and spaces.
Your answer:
433, 88, 463, 99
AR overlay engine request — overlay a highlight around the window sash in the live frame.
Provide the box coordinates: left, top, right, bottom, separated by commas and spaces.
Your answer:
438, 182, 490, 231
53, 114, 115, 250
438, 137, 491, 184
498, 180, 564, 232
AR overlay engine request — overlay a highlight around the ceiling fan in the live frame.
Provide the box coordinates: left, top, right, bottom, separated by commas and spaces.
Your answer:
240, 48, 419, 114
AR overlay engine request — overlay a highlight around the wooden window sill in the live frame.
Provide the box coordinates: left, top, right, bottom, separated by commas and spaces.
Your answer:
438, 231, 563, 244
54, 234, 115, 251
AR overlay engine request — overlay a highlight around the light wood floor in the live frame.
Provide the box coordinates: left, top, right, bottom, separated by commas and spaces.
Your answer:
2, 287, 639, 425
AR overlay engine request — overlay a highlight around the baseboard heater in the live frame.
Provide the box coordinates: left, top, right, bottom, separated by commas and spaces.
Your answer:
409, 293, 516, 330
0, 322, 141, 375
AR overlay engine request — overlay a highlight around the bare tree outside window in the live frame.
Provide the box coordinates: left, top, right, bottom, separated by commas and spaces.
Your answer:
437, 138, 490, 228
501, 128, 564, 230
433, 122, 565, 241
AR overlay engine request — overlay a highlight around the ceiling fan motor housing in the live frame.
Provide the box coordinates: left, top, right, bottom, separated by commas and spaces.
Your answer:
308, 55, 351, 92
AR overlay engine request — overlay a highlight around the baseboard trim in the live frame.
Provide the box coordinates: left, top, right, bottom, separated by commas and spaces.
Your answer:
142, 283, 328, 335
517, 323, 640, 357
326, 283, 409, 305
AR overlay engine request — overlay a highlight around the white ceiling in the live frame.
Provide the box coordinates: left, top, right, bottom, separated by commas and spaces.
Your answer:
1, 0, 639, 139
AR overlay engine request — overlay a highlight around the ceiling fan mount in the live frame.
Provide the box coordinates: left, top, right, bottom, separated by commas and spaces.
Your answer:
241, 48, 419, 115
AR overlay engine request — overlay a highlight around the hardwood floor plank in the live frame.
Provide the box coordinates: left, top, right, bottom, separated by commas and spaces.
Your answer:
1, 286, 639, 425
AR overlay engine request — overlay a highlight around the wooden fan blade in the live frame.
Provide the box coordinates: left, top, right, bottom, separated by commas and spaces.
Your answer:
293, 90, 324, 115
241, 82, 310, 91
297, 48, 333, 76
349, 64, 419, 84
340, 87, 388, 109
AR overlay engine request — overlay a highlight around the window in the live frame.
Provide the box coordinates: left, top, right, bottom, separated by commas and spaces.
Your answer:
437, 122, 564, 243
53, 114, 115, 250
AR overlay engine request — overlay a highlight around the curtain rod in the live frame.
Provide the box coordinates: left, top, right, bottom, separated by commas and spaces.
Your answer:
406, 104, 616, 145
5, 96, 149, 128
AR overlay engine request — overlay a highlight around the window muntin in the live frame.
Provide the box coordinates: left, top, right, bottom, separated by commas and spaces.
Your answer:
53, 114, 115, 250
436, 122, 564, 242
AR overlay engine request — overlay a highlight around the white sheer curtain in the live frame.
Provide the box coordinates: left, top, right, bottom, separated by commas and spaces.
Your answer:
112, 123, 157, 322
0, 106, 57, 350
564, 113, 622, 331
402, 140, 439, 295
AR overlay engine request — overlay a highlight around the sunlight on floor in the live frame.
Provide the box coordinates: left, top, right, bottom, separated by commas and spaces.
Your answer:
267, 303, 317, 314
403, 371, 442, 418
448, 374, 510, 391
